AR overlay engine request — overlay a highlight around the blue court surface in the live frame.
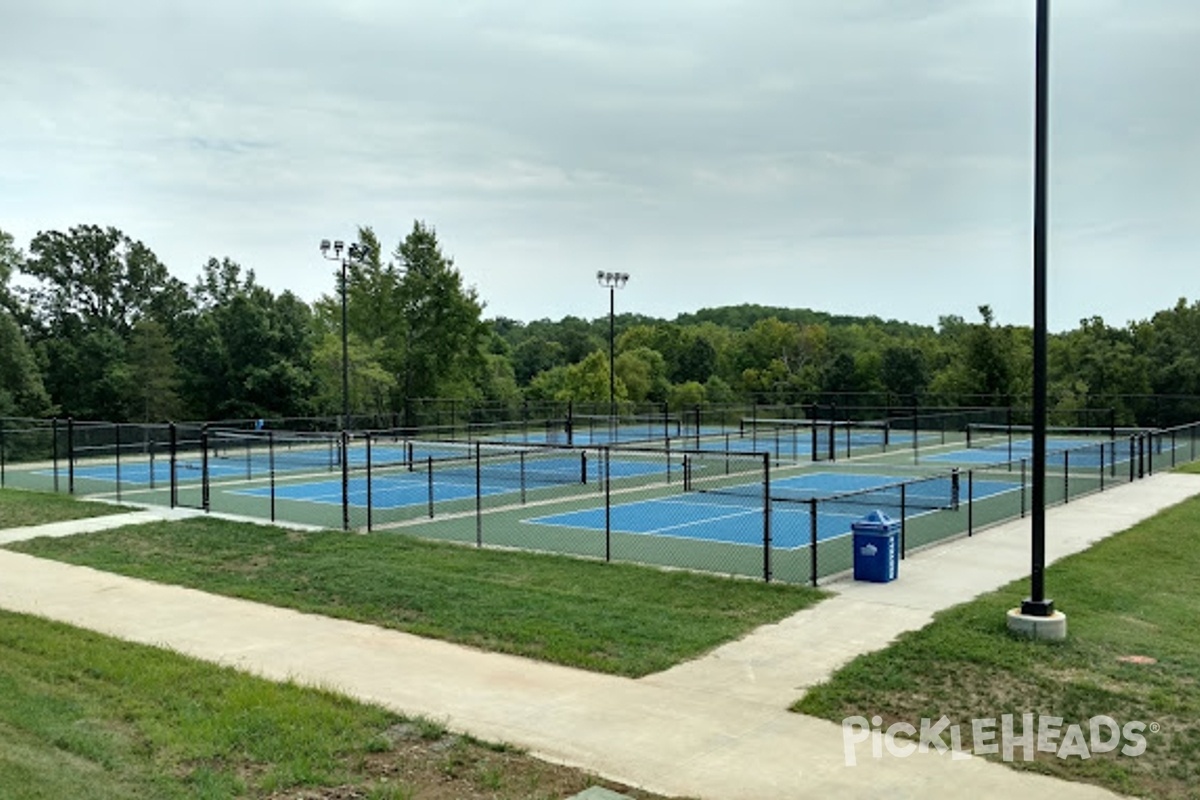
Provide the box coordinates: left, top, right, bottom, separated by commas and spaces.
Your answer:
43, 460, 240, 485
527, 471, 1017, 549
927, 440, 1133, 468
231, 454, 671, 509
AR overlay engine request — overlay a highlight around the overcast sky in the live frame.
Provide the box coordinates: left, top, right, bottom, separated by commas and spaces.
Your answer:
2, 1, 1197, 331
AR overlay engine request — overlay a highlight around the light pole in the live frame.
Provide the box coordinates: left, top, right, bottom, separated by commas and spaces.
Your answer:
596, 271, 630, 426
1007, 0, 1065, 640
319, 238, 371, 431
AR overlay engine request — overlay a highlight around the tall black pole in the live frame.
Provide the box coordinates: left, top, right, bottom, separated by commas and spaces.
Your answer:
323, 239, 371, 433
341, 256, 350, 432
1021, 0, 1053, 618
609, 284, 615, 422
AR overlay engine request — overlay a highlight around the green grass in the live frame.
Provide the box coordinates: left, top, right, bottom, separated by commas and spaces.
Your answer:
0, 487, 132, 528
0, 609, 676, 800
6, 517, 825, 676
795, 495, 1200, 799
1175, 460, 1200, 476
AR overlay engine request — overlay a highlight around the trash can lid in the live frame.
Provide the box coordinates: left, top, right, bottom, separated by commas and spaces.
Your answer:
851, 509, 898, 532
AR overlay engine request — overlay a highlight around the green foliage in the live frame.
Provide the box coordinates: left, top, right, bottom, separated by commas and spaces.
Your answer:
392, 221, 488, 403
0, 311, 52, 418
175, 259, 318, 420
9, 221, 1200, 424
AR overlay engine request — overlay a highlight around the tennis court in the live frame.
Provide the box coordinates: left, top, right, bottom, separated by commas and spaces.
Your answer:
231, 452, 672, 510
525, 471, 1018, 549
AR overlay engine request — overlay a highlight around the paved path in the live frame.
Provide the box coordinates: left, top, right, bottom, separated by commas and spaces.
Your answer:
2, 473, 1198, 799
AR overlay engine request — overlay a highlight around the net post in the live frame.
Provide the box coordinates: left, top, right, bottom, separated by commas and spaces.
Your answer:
169, 422, 177, 508
580, 450, 588, 484
682, 453, 690, 491
474, 441, 482, 547
269, 430, 276, 522
762, 451, 772, 583
245, 435, 252, 480
340, 429, 350, 531
808, 500, 818, 587
520, 450, 527, 504
950, 468, 960, 511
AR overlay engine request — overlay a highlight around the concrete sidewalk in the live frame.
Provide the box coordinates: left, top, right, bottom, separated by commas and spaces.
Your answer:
2, 473, 1198, 799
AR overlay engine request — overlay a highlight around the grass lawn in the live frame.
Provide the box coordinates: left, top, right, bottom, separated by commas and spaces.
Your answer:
0, 487, 132, 528
0, 608, 678, 800
6, 516, 824, 677
795, 493, 1200, 799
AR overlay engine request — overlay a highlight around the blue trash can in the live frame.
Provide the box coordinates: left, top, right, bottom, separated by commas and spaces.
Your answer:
852, 510, 900, 583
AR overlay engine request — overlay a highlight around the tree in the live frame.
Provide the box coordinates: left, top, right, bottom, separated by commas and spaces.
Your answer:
0, 310, 53, 417
880, 344, 929, 402
615, 347, 669, 404
392, 221, 488, 403
20, 225, 188, 419
175, 258, 317, 420
122, 319, 184, 422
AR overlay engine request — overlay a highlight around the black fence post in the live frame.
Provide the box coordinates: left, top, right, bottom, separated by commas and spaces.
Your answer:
899, 483, 907, 559
762, 452, 772, 583
200, 424, 210, 512
0, 418, 6, 488
341, 430, 350, 532
604, 447, 612, 563
114, 422, 122, 503
427, 456, 434, 518
809, 500, 818, 587
1063, 450, 1070, 504
52, 417, 59, 493
366, 433, 374, 532
169, 422, 178, 508
1021, 458, 1027, 518
967, 469, 974, 536
474, 441, 482, 547
67, 417, 75, 494
269, 430, 276, 522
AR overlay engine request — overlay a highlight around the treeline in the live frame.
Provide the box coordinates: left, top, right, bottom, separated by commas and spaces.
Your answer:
2, 223, 1199, 427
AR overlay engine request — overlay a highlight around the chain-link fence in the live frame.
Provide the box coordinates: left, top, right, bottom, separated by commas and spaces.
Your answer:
5, 413, 1199, 586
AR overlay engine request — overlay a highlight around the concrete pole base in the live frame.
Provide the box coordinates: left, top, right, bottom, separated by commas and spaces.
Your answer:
1006, 608, 1068, 641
